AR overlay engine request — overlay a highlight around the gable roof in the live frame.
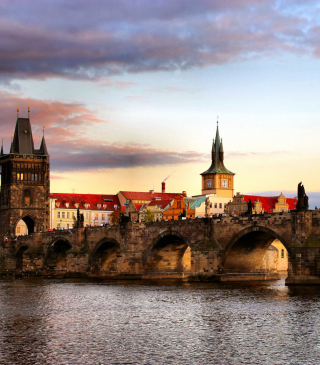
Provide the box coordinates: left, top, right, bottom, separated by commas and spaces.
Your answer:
147, 199, 173, 210
50, 193, 119, 211
119, 191, 185, 201
242, 195, 297, 213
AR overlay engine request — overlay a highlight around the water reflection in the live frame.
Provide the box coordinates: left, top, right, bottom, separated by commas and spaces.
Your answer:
0, 276, 319, 364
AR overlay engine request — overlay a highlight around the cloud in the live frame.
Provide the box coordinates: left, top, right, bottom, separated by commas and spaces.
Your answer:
50, 142, 206, 172
0, 91, 207, 172
0, 0, 319, 81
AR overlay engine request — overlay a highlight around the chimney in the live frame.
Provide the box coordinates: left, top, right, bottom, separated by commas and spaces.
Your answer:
149, 190, 154, 194
162, 182, 165, 193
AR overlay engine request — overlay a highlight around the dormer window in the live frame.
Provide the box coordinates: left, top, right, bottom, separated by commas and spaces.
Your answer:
97, 204, 101, 209
66, 203, 69, 208
103, 204, 106, 209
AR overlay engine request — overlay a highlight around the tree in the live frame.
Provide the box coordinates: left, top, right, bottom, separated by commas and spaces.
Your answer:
144, 209, 155, 223
110, 207, 121, 225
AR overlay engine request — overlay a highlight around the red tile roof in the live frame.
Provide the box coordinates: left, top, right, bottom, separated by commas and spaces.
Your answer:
242, 195, 297, 213
50, 193, 120, 211
147, 199, 173, 210
119, 191, 185, 201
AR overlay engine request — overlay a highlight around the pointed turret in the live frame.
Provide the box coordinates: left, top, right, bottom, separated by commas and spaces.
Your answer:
219, 139, 224, 162
211, 138, 216, 161
39, 136, 49, 156
200, 119, 235, 197
201, 121, 233, 175
11, 116, 34, 155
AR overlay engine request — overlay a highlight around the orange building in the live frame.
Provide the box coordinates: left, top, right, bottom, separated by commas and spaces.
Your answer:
162, 195, 195, 220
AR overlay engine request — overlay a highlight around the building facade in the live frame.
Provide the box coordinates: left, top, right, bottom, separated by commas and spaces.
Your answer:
225, 192, 297, 216
50, 193, 119, 229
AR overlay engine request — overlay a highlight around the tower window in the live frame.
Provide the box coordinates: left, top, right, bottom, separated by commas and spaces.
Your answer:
24, 189, 31, 206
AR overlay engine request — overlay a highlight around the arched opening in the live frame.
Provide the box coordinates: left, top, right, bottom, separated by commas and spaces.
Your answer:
224, 228, 289, 279
16, 245, 28, 271
145, 234, 191, 276
90, 240, 120, 273
46, 240, 72, 271
15, 216, 35, 236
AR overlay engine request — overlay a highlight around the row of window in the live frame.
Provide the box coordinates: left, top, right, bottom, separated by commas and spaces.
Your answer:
56, 211, 108, 220
213, 203, 227, 209
17, 173, 40, 181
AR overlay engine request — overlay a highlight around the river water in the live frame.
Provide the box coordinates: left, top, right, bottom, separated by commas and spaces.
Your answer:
0, 276, 320, 365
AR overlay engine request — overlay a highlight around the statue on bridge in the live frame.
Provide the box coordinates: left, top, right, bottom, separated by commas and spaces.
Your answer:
73, 208, 84, 228
247, 199, 253, 215
297, 182, 309, 211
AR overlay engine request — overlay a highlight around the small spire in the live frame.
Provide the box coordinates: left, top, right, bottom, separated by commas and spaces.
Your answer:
28, 107, 30, 118
17, 106, 19, 118
1, 138, 3, 156
43, 126, 45, 136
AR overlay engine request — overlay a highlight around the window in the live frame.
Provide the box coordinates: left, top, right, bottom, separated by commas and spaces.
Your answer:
17, 173, 20, 181
62, 212, 65, 218
86, 212, 89, 220
214, 203, 217, 208
24, 189, 31, 205
224, 204, 227, 208
67, 224, 69, 229
57, 211, 61, 218
57, 223, 60, 229
219, 203, 222, 209
67, 212, 70, 219
281, 249, 284, 258
94, 213, 98, 220
101, 214, 105, 221
17, 227, 20, 233
177, 201, 181, 208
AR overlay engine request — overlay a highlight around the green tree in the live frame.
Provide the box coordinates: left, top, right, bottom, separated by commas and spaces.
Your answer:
144, 209, 155, 223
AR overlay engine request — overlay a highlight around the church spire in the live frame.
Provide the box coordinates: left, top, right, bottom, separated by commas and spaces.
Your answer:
201, 119, 234, 176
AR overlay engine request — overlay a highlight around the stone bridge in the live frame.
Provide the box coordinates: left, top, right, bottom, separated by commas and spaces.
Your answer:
2, 210, 320, 284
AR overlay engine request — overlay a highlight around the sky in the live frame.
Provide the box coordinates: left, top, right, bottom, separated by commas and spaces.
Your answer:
1, 0, 320, 207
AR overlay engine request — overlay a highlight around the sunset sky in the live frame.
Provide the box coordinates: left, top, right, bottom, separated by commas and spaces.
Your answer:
1, 1, 320, 207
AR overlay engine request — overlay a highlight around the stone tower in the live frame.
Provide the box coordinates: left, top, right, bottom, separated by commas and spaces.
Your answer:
201, 122, 235, 197
0, 108, 50, 238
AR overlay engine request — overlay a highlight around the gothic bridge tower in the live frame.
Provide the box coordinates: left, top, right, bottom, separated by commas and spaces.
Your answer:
201, 122, 235, 197
0, 108, 50, 238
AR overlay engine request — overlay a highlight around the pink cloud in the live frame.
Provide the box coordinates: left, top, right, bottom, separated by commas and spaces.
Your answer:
0, 91, 207, 173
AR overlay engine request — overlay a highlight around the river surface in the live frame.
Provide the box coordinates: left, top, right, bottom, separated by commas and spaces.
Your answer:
0, 276, 320, 365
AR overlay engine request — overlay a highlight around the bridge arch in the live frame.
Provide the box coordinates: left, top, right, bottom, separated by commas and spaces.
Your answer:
89, 238, 121, 274
14, 214, 36, 236
45, 237, 72, 272
15, 244, 29, 270
144, 231, 192, 275
223, 225, 290, 274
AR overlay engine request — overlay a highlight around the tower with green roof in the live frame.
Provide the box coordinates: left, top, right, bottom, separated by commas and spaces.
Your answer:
201, 122, 235, 197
